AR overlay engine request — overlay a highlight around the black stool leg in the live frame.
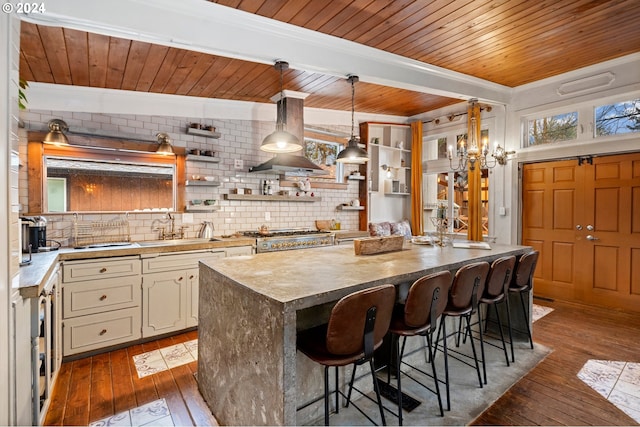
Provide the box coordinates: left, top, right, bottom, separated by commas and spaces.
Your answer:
369, 359, 387, 426
441, 318, 450, 411
494, 303, 510, 366
506, 292, 515, 362
477, 308, 487, 385
397, 337, 406, 425
426, 332, 444, 416
324, 366, 330, 425
345, 363, 357, 408
519, 291, 534, 349
335, 367, 339, 414
465, 314, 483, 388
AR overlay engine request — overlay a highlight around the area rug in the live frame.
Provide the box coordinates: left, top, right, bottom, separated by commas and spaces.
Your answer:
316, 338, 551, 426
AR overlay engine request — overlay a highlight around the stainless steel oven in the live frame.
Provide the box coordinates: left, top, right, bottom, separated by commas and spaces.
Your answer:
241, 230, 335, 253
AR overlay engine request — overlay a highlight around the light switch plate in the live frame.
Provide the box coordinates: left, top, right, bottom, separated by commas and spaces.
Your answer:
234, 159, 244, 169
182, 213, 194, 223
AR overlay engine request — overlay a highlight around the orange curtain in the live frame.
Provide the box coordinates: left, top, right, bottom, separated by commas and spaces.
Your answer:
410, 121, 423, 236
467, 101, 483, 241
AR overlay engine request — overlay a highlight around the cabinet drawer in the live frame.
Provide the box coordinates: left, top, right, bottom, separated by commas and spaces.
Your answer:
63, 276, 141, 318
63, 257, 141, 282
62, 307, 141, 356
142, 251, 225, 273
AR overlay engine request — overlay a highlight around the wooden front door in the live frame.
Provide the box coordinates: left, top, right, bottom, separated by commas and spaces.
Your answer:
522, 153, 640, 312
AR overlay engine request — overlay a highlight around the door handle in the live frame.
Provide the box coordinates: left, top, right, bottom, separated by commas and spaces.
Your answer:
575, 225, 583, 230
586, 235, 599, 241
586, 225, 594, 231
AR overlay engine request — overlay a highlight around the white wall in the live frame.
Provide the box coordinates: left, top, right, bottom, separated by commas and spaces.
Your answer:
1, 9, 22, 426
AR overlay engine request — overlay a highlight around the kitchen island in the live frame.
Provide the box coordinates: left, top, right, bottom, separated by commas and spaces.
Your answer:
197, 242, 531, 425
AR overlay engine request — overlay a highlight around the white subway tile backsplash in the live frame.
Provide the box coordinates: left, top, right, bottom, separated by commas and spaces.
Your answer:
19, 110, 360, 239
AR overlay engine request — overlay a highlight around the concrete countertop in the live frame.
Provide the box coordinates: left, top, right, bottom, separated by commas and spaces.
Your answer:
200, 242, 530, 310
16, 236, 255, 299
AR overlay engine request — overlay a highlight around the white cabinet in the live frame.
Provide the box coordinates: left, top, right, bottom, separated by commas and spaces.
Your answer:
141, 250, 226, 337
9, 289, 32, 426
62, 257, 141, 356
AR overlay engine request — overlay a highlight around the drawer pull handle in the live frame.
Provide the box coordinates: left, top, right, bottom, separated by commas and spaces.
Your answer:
99, 329, 107, 336
189, 275, 195, 280
99, 268, 107, 273
178, 276, 184, 281
99, 295, 107, 301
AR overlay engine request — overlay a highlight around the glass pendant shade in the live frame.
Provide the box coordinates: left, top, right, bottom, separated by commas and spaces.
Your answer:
43, 119, 69, 146
260, 61, 303, 153
336, 75, 368, 164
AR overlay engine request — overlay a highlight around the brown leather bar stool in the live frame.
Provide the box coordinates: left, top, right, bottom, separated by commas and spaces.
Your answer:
464, 255, 517, 383
297, 284, 396, 426
508, 250, 539, 357
387, 270, 451, 425
434, 261, 489, 408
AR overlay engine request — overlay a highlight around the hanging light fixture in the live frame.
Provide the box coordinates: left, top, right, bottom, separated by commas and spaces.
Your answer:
43, 119, 69, 146
448, 99, 514, 171
156, 132, 174, 154
260, 61, 303, 153
337, 75, 368, 164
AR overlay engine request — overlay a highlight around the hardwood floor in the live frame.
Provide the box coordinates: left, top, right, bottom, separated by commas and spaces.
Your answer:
44, 329, 218, 427
45, 299, 639, 426
473, 298, 640, 426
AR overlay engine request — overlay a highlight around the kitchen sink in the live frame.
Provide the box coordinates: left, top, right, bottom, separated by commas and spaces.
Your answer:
136, 238, 221, 247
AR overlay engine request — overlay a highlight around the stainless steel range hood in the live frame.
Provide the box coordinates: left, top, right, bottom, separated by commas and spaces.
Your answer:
249, 154, 329, 176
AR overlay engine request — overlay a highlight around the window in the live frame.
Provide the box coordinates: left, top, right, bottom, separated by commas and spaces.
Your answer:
527, 112, 578, 146
595, 98, 640, 137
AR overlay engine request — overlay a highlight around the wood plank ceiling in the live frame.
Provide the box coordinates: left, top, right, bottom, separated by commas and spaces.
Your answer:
19, 0, 640, 117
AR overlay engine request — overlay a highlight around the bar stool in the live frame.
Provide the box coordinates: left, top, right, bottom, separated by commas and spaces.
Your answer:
464, 255, 516, 383
434, 261, 489, 408
508, 250, 539, 357
387, 270, 451, 425
297, 284, 396, 426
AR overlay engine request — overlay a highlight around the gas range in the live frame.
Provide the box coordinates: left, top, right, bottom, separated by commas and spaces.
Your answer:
241, 229, 335, 253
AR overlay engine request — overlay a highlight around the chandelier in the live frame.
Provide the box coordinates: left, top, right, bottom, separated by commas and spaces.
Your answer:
448, 102, 514, 171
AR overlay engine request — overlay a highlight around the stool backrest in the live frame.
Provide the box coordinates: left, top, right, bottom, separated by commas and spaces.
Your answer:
512, 251, 539, 290
404, 271, 451, 329
449, 262, 490, 310
326, 284, 396, 356
485, 255, 516, 298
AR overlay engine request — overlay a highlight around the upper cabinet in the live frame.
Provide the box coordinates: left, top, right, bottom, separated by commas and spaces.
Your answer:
358, 123, 413, 229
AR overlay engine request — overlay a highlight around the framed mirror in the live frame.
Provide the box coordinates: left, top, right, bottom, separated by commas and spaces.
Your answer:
27, 132, 185, 214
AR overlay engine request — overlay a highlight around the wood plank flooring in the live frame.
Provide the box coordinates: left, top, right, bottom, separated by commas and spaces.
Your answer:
472, 298, 640, 426
45, 300, 640, 426
44, 329, 218, 427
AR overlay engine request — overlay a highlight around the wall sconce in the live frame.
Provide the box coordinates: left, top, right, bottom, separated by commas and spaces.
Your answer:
380, 164, 393, 178
43, 119, 69, 146
491, 144, 515, 165
156, 132, 174, 155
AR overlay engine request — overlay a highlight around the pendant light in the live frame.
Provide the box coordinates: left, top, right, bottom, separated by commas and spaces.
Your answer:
156, 132, 174, 155
337, 75, 368, 164
260, 61, 303, 153
43, 119, 69, 146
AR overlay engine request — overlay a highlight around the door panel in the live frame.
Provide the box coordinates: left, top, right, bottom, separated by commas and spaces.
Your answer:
523, 152, 640, 312
522, 159, 582, 302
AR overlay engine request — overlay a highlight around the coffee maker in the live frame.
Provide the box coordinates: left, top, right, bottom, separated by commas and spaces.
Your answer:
21, 216, 48, 253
